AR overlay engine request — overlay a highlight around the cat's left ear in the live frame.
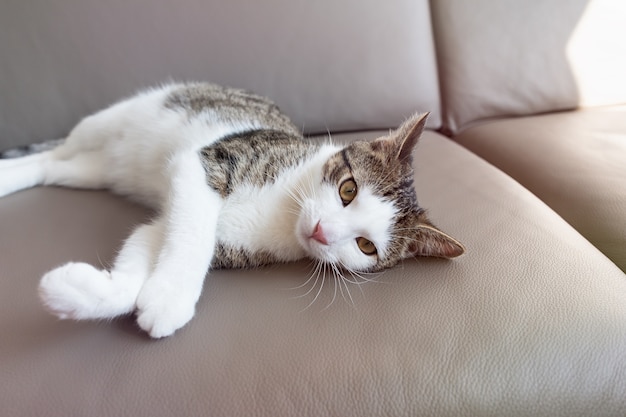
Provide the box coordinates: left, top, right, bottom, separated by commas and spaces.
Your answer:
409, 223, 465, 258
395, 112, 429, 163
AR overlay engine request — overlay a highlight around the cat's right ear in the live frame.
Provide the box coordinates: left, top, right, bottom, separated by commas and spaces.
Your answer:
373, 112, 429, 163
395, 112, 429, 163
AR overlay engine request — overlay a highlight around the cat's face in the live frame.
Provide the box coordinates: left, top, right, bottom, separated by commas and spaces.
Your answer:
295, 113, 464, 273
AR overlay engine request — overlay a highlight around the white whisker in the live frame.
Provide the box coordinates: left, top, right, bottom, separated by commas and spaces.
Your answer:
300, 263, 326, 312
289, 261, 323, 299
322, 272, 339, 311
340, 273, 356, 307
284, 260, 319, 291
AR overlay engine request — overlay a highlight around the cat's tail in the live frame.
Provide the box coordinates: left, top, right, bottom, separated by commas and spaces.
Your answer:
0, 139, 65, 198
0, 138, 65, 159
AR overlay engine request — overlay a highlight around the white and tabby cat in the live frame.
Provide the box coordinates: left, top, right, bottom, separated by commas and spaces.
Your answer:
0, 82, 464, 338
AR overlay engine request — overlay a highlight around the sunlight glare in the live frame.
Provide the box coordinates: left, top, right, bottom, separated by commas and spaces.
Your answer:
566, 0, 626, 107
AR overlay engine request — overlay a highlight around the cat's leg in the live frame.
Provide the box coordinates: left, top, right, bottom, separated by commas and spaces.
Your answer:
0, 141, 108, 198
135, 150, 221, 338
39, 219, 164, 320
0, 101, 133, 198
0, 152, 50, 197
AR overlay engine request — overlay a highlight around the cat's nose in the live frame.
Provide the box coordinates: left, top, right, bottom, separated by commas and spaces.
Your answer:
311, 221, 328, 245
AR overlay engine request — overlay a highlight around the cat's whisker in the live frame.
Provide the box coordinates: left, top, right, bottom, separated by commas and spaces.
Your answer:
329, 262, 357, 307
336, 259, 381, 285
288, 182, 305, 199
336, 269, 348, 304
284, 186, 304, 209
342, 268, 367, 299
290, 261, 323, 298
331, 263, 346, 301
354, 271, 384, 286
339, 273, 367, 286
339, 274, 356, 308
351, 269, 385, 285
322, 272, 339, 311
334, 262, 361, 285
285, 260, 319, 291
300, 263, 327, 312
303, 174, 317, 201
391, 227, 426, 233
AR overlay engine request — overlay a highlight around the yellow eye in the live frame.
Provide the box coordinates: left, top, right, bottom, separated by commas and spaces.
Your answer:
356, 237, 377, 256
339, 179, 357, 205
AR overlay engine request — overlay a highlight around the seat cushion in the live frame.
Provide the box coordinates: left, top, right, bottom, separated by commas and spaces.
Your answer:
1, 131, 625, 416
455, 106, 626, 271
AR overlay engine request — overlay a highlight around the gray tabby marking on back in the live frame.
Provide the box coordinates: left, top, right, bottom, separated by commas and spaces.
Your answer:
164, 83, 299, 135
200, 129, 320, 198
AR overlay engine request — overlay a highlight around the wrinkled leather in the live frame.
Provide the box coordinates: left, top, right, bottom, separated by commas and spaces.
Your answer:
0, 0, 440, 149
455, 106, 626, 271
1, 132, 625, 416
431, 0, 626, 133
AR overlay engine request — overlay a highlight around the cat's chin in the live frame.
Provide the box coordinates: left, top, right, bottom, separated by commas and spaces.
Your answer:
297, 232, 324, 260
303, 239, 333, 263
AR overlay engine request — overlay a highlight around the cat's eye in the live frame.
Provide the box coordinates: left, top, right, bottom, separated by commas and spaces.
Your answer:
339, 178, 358, 205
356, 237, 377, 256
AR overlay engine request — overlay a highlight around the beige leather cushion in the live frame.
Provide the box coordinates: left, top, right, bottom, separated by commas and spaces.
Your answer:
432, 0, 626, 133
1, 131, 625, 416
0, 0, 440, 148
455, 106, 626, 271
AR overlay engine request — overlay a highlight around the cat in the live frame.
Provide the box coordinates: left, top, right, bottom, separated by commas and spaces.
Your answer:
0, 82, 464, 338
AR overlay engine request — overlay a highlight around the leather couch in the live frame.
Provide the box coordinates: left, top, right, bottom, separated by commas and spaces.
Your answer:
1, 1, 625, 415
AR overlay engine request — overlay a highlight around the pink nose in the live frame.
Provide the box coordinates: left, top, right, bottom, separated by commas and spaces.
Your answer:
311, 221, 328, 245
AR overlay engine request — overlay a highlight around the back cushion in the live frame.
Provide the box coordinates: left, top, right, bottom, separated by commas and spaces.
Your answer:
0, 0, 441, 149
432, 0, 626, 133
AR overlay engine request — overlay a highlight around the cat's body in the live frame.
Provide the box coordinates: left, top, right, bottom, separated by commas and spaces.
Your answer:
0, 82, 464, 338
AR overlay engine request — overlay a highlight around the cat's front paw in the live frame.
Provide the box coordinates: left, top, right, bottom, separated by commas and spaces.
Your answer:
135, 280, 197, 338
39, 262, 112, 320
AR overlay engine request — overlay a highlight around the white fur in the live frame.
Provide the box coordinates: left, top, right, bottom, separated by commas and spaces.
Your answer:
0, 83, 397, 337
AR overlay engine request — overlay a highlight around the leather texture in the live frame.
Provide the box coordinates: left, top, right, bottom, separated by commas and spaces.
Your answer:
1, 131, 625, 416
455, 106, 626, 271
431, 0, 626, 133
0, 0, 440, 149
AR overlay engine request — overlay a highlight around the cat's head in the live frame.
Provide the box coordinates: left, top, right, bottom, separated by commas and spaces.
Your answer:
295, 112, 464, 272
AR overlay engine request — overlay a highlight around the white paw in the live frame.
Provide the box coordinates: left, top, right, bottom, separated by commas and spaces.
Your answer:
39, 262, 114, 320
135, 280, 197, 338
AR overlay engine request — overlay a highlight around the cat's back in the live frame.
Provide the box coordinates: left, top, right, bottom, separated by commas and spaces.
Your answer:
78, 81, 299, 153
163, 82, 320, 198
66, 82, 303, 207
164, 82, 299, 137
